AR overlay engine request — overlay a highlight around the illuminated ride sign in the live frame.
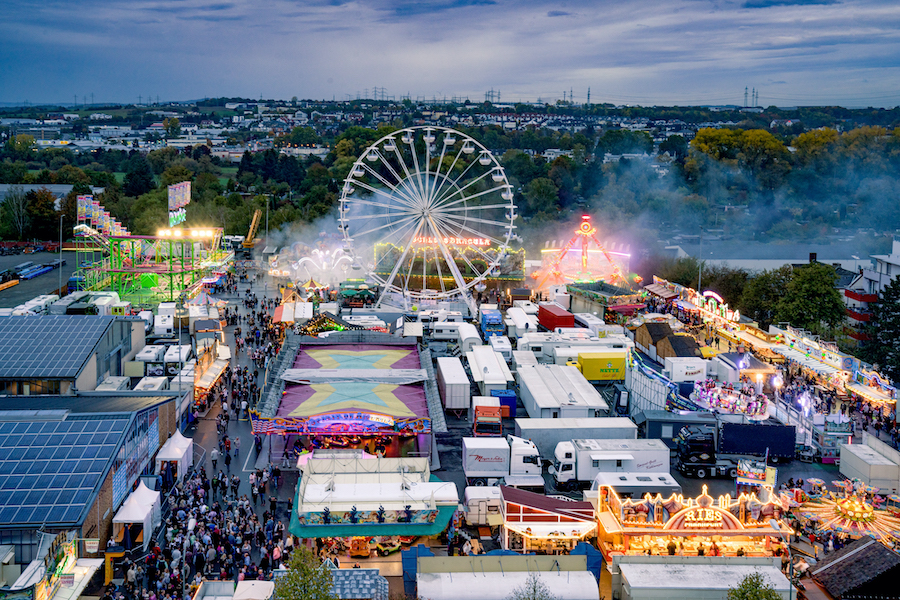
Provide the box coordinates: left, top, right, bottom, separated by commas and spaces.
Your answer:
663, 506, 744, 531
413, 235, 491, 247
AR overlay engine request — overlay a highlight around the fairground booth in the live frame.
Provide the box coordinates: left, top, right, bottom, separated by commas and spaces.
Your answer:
252, 339, 431, 461
289, 455, 458, 560
499, 486, 597, 555
590, 484, 792, 560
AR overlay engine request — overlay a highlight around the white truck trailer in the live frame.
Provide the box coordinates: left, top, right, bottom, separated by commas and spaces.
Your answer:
462, 435, 544, 490
514, 417, 638, 459
550, 438, 671, 488
436, 356, 471, 411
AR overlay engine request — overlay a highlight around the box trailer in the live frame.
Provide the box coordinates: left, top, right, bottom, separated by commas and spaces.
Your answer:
134, 376, 170, 391
840, 442, 900, 494
577, 350, 627, 381
466, 345, 514, 396
432, 322, 462, 341
469, 396, 501, 424
516, 364, 608, 419
514, 417, 638, 459
436, 356, 471, 411
551, 438, 671, 488
462, 435, 544, 490
95, 376, 132, 391
513, 300, 538, 314
538, 303, 574, 331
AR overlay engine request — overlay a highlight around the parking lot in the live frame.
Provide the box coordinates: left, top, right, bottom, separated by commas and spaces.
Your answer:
0, 251, 79, 308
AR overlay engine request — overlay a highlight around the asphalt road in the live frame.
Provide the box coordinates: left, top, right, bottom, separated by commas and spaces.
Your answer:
0, 251, 79, 307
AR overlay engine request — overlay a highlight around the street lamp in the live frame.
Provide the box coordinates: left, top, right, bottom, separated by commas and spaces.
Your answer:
770, 518, 793, 600
58, 214, 64, 294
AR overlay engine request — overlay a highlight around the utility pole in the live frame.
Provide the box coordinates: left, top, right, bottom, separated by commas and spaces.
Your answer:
138, 95, 142, 105
587, 88, 590, 105
744, 87, 748, 107
58, 215, 63, 294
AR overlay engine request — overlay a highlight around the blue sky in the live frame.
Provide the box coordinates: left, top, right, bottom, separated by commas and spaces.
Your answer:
1, 0, 899, 107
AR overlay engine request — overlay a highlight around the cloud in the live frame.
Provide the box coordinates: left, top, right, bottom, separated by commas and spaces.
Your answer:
742, 0, 838, 7
0, 0, 899, 106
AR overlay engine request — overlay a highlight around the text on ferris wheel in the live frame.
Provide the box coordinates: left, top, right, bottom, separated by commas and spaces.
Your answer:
413, 236, 491, 247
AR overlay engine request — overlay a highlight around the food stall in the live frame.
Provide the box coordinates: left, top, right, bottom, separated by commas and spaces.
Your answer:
591, 484, 791, 560
500, 486, 597, 555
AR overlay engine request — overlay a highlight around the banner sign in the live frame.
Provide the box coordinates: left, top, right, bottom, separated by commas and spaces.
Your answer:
168, 181, 191, 227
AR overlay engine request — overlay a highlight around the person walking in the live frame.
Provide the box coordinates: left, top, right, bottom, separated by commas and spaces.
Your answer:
224, 451, 232, 474
210, 448, 219, 470
233, 436, 240, 458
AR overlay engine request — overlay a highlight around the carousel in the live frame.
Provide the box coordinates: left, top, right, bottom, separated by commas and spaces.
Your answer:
691, 379, 769, 420
794, 478, 900, 547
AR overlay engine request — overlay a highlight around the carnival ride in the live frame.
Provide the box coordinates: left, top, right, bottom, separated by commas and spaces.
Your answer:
74, 224, 232, 306
531, 215, 630, 291
796, 478, 900, 546
691, 379, 770, 420
338, 126, 518, 314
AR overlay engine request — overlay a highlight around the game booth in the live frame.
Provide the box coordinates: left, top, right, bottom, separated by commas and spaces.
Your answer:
499, 486, 598, 555
590, 484, 792, 560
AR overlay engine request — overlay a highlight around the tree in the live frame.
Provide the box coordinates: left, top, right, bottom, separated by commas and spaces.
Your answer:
866, 277, 900, 383
775, 262, 845, 336
25, 187, 59, 240
505, 572, 560, 600
659, 135, 689, 162
523, 177, 559, 218
123, 155, 156, 197
272, 547, 336, 600
740, 265, 793, 329
726, 572, 782, 600
1, 184, 29, 240
163, 117, 181, 139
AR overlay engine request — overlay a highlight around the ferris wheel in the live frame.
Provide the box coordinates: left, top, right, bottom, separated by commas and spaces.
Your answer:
339, 126, 517, 309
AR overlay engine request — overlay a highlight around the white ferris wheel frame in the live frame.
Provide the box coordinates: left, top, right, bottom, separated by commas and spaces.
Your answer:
338, 126, 517, 309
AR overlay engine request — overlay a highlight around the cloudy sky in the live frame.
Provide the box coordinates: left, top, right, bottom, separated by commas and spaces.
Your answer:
1, 0, 899, 107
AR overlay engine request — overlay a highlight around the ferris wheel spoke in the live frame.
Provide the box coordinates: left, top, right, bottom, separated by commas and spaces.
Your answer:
426, 141, 450, 205
434, 183, 507, 212
342, 197, 416, 216
376, 219, 425, 305
438, 203, 515, 213
426, 219, 448, 295
353, 165, 421, 210
432, 168, 494, 208
368, 219, 420, 274
351, 214, 420, 239
428, 217, 471, 299
430, 216, 490, 281
403, 133, 428, 205
349, 180, 419, 212
435, 214, 509, 247
428, 146, 464, 207
358, 155, 423, 208
378, 150, 422, 207
431, 153, 484, 209
438, 211, 514, 231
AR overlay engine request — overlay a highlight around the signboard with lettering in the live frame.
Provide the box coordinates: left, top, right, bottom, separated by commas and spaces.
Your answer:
663, 506, 744, 531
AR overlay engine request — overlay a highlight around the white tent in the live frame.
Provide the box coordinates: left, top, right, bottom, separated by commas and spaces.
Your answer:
113, 497, 153, 551
155, 429, 194, 478
131, 481, 162, 532
233, 581, 275, 600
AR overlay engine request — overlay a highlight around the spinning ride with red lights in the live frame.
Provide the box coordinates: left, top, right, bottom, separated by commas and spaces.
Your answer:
532, 215, 629, 290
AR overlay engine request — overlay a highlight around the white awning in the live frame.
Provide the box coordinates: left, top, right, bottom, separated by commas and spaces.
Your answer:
590, 454, 634, 461
598, 510, 624, 534
846, 381, 894, 404
505, 521, 597, 539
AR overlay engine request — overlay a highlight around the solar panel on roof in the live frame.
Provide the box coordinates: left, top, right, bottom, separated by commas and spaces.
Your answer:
0, 316, 115, 379
0, 415, 128, 526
